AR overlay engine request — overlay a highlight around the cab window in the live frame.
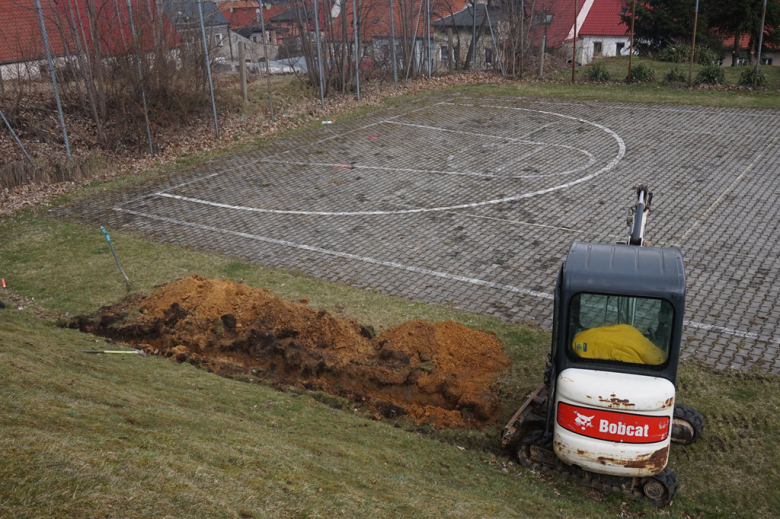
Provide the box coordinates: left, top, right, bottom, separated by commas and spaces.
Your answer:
567, 293, 674, 367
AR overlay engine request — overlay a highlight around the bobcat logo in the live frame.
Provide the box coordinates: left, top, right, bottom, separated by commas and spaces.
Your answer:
574, 411, 595, 430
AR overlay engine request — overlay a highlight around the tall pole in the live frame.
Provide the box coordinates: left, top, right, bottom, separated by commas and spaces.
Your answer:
519, 0, 524, 77
628, 0, 636, 82
755, 0, 768, 88
197, 0, 220, 139
35, 0, 71, 158
688, 0, 699, 86
313, 0, 326, 108
125, 0, 155, 156
405, 0, 424, 83
389, 0, 398, 89
257, 5, 275, 120
1, 109, 35, 166
353, 0, 361, 99
471, 0, 477, 70
571, 0, 577, 83
485, 5, 504, 77
426, 0, 431, 77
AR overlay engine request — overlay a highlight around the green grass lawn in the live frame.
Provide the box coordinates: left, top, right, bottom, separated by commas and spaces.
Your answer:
2, 81, 780, 517
1, 208, 779, 518
535, 56, 780, 109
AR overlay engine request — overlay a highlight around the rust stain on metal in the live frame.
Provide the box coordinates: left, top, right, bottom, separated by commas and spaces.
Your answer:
596, 446, 669, 472
662, 397, 674, 409
598, 393, 635, 408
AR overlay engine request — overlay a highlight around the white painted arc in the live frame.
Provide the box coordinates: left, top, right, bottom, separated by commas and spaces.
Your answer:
112, 207, 780, 346
154, 107, 627, 216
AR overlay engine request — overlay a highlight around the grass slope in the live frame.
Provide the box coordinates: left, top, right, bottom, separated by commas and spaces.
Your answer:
2, 84, 779, 516
1, 212, 779, 518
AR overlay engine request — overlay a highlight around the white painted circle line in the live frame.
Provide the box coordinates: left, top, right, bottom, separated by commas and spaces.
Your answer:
153, 107, 626, 217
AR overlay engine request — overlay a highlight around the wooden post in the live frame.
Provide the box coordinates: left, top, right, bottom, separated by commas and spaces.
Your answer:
688, 0, 699, 86
755, 0, 768, 87
539, 35, 545, 77
239, 41, 248, 103
447, 27, 454, 73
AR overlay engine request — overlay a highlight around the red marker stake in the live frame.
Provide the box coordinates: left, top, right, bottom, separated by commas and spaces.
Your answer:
1, 278, 5, 288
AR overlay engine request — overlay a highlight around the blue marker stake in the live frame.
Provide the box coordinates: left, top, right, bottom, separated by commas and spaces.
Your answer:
101, 226, 131, 291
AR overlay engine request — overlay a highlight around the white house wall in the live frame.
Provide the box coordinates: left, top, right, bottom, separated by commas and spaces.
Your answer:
578, 35, 632, 64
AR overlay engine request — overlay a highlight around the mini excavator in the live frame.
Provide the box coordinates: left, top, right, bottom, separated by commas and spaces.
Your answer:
501, 186, 704, 507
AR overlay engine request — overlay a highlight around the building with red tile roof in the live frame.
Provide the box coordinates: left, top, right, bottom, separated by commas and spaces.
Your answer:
570, 0, 631, 64
0, 0, 178, 75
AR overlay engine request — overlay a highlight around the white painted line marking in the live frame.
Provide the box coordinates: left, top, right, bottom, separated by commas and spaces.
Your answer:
114, 207, 779, 345
114, 207, 554, 300
675, 136, 780, 247
214, 154, 596, 180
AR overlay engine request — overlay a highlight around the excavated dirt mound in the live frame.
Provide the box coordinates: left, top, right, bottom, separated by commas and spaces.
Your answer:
71, 276, 510, 429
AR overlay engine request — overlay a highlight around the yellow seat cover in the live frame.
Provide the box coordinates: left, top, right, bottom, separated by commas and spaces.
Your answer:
572, 324, 667, 365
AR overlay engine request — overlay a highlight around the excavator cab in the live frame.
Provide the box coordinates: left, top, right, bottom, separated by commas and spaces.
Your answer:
502, 187, 703, 507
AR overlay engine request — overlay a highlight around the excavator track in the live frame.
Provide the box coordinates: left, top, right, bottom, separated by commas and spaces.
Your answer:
517, 429, 677, 508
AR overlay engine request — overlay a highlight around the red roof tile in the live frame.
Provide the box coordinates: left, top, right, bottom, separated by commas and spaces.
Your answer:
222, 6, 261, 27
579, 0, 629, 37
0, 0, 177, 65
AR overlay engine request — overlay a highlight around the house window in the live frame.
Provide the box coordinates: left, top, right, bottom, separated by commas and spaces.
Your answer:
440, 45, 449, 60
762, 57, 773, 65
215, 33, 224, 46
533, 13, 554, 25
251, 34, 259, 43
485, 48, 493, 64
616, 42, 625, 55
593, 41, 602, 56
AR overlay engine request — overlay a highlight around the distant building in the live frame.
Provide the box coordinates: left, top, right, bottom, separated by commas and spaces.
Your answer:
568, 0, 631, 65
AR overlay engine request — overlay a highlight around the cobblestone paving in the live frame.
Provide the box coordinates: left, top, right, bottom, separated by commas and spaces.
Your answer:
58, 92, 780, 373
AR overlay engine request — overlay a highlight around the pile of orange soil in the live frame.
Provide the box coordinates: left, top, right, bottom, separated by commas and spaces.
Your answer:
72, 276, 510, 429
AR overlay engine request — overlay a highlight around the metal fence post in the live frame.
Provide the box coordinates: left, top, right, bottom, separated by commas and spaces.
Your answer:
471, 1, 477, 70
353, 0, 361, 99
239, 41, 248, 102
1, 109, 35, 166
389, 0, 398, 89
313, 0, 326, 109
257, 4, 275, 120
405, 0, 424, 84
485, 5, 504, 78
125, 0, 155, 156
628, 0, 636, 82
426, 0, 431, 78
197, 0, 220, 139
35, 0, 71, 159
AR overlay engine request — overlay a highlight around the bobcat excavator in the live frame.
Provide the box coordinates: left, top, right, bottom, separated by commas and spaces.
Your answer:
501, 186, 704, 507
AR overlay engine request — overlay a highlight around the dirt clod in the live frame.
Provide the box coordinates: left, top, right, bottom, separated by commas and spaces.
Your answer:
71, 276, 510, 428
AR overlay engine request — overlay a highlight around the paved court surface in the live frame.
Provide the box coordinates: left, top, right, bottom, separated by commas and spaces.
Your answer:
58, 92, 780, 373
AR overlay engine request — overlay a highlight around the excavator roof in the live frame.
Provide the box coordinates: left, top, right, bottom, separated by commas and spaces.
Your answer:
563, 241, 686, 302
